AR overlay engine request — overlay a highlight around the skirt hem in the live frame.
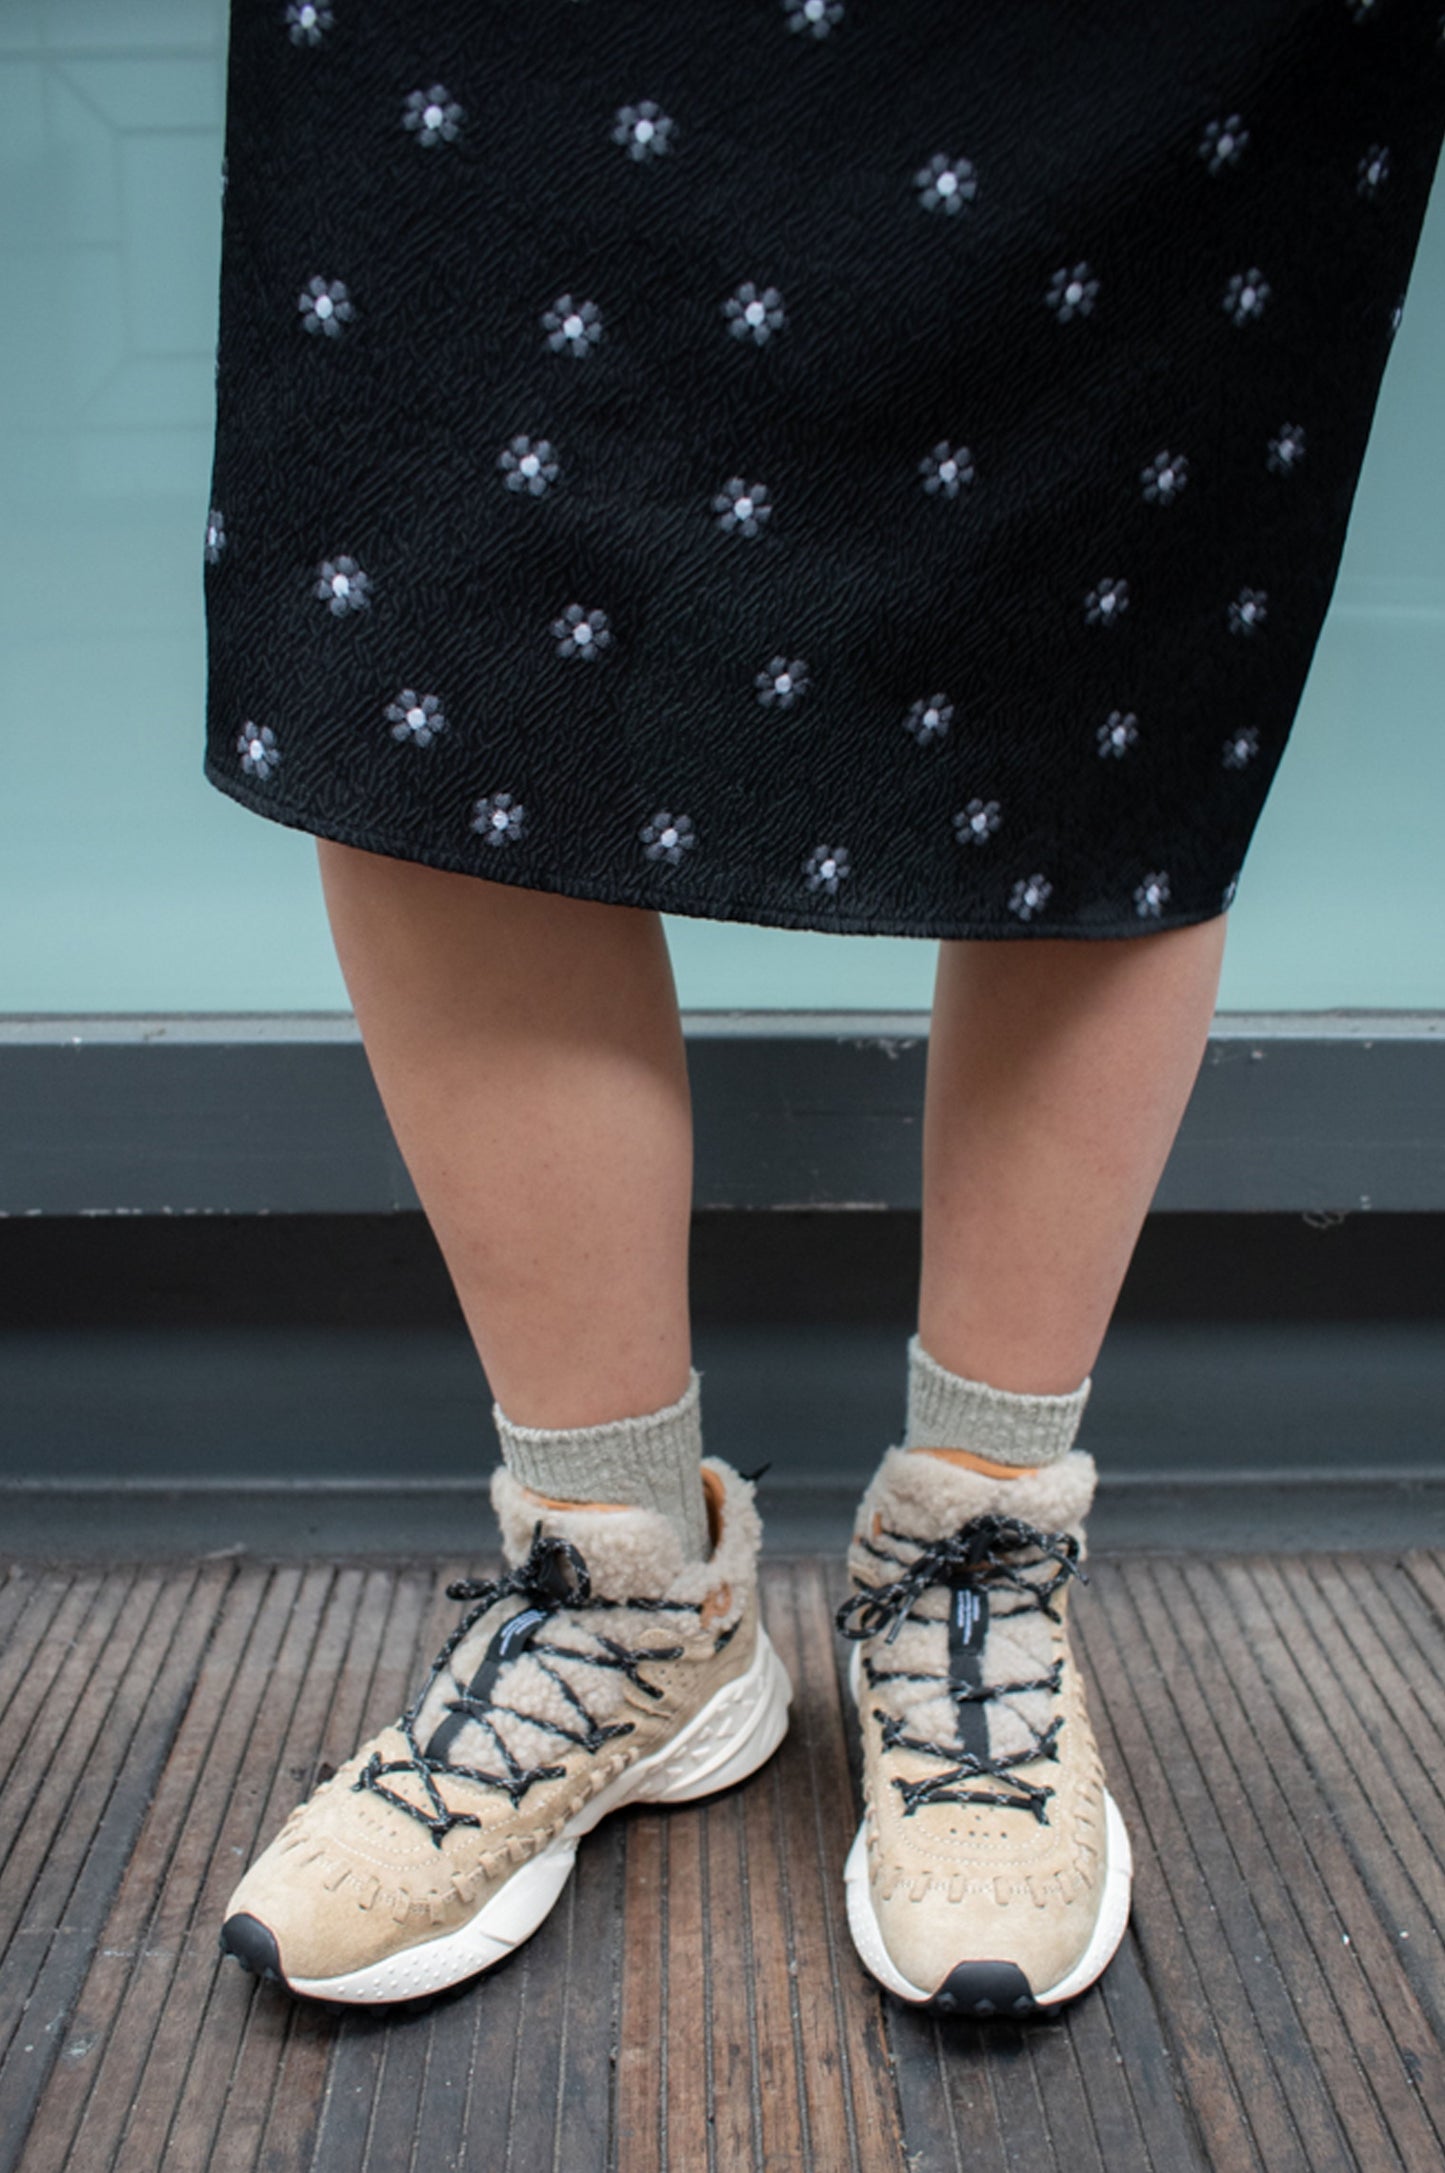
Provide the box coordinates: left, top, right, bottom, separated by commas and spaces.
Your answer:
203, 759, 1233, 946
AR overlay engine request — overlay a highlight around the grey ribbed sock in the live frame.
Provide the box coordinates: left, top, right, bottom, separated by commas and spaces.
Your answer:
904, 1333, 1091, 1467
492, 1368, 711, 1560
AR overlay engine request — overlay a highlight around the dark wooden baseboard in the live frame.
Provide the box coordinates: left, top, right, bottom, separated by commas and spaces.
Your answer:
3, 1011, 1443, 1214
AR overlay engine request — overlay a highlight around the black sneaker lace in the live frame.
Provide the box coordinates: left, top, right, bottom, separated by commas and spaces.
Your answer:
836, 1512, 1084, 1825
354, 1529, 702, 1844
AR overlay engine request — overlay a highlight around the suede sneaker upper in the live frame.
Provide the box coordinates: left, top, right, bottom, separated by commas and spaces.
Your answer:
221, 1457, 786, 1999
837, 1446, 1130, 2011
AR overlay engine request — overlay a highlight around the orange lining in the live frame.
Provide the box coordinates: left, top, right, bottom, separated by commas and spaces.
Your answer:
518, 1488, 631, 1514
912, 1445, 1034, 1481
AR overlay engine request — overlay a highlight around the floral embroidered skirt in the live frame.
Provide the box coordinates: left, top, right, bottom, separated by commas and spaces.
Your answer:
202, 0, 1445, 938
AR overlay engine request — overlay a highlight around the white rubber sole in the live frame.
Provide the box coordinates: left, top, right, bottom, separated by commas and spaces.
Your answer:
843, 1637, 1133, 2009
287, 1626, 793, 2004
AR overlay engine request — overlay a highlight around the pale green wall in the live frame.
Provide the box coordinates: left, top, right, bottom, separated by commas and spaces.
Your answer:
2, 2, 1442, 1014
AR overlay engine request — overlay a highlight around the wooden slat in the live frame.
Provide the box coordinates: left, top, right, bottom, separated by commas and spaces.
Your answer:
615, 1806, 671, 2173
7, 1549, 1445, 2171
0, 1574, 151, 1983
0, 1567, 218, 2173
0, 1572, 125, 1901
273, 1567, 458, 2173
1117, 1563, 1365, 2171
1166, 1557, 1445, 2168
170, 1566, 366, 2169
739, 1730, 811, 2171
1400, 1549, 1445, 1633
197, 1566, 367, 2170
770, 1563, 904, 2173
553, 1821, 629, 2171
1222, 1560, 1445, 2039
17, 1566, 269, 2173
0, 1571, 68, 1738
1123, 1559, 1404, 2170
703, 1789, 761, 2172
1076, 1573, 1275, 2171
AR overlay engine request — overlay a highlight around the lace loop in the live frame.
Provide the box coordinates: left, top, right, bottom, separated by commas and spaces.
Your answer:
444, 1527, 592, 1613
836, 1511, 1082, 1647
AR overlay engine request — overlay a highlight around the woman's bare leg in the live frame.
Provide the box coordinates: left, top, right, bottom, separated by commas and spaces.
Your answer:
314, 839, 693, 1429
918, 915, 1229, 1393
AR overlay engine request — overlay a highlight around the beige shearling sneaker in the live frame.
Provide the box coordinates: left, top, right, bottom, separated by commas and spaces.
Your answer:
219, 1458, 790, 2004
836, 1446, 1132, 2019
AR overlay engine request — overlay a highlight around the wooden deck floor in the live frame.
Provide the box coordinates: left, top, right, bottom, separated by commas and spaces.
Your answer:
3, 1550, 1445, 2172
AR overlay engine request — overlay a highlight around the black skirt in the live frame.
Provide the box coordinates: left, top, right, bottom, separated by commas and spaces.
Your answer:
202, 0, 1445, 938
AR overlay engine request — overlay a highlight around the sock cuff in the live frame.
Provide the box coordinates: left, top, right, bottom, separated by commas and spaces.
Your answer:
492, 1366, 700, 1470
904, 1334, 1090, 1466
492, 1368, 709, 1558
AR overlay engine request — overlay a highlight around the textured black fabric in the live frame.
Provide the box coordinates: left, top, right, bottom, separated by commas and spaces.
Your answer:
203, 0, 1445, 939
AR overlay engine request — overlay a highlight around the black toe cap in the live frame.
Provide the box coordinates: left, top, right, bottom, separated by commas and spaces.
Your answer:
219, 1912, 287, 1985
930, 1960, 1041, 2019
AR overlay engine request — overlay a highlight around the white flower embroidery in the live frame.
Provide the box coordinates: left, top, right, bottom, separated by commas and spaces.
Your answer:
1085, 578, 1131, 626
915, 153, 977, 214
499, 435, 561, 495
1221, 870, 1241, 909
1267, 423, 1306, 474
1356, 144, 1391, 199
551, 603, 612, 659
954, 799, 1001, 845
1389, 294, 1405, 336
724, 282, 786, 345
471, 792, 526, 846
784, 0, 844, 34
238, 721, 280, 780
756, 656, 810, 708
1045, 263, 1098, 320
543, 294, 603, 357
919, 442, 975, 499
1223, 268, 1270, 325
1097, 709, 1139, 757
1227, 586, 1268, 635
286, 3, 332, 45
1199, 114, 1249, 173
1134, 870, 1170, 918
641, 811, 696, 865
1009, 874, 1052, 921
204, 508, 226, 563
299, 276, 354, 337
386, 690, 447, 746
612, 100, 675, 160
403, 86, 465, 146
804, 844, 849, 893
315, 556, 371, 615
903, 695, 953, 747
714, 478, 772, 537
1141, 450, 1189, 504
1222, 726, 1259, 769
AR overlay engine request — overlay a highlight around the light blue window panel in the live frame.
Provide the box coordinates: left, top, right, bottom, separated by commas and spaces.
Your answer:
1, 4, 1441, 1012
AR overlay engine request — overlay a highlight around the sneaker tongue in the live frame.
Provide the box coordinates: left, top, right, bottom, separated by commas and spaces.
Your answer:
870, 1567, 1060, 1766
851, 1448, 1096, 1783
